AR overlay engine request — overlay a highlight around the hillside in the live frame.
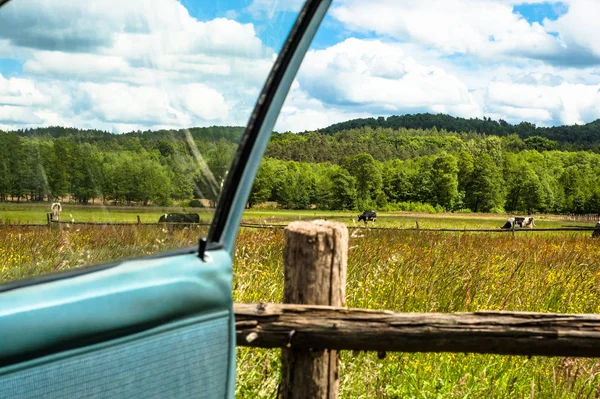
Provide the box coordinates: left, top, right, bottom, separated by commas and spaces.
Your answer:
318, 113, 600, 149
10, 126, 244, 144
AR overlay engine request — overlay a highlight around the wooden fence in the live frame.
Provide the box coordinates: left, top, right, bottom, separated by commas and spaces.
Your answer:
233, 220, 600, 399
1, 216, 598, 235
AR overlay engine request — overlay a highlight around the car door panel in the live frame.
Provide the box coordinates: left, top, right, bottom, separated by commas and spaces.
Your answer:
1, 313, 230, 399
0, 250, 235, 398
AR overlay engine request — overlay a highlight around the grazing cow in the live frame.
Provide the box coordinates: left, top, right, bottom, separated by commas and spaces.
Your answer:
592, 222, 600, 238
158, 213, 200, 227
521, 217, 535, 228
50, 202, 62, 221
358, 210, 377, 225
501, 217, 515, 229
501, 216, 534, 229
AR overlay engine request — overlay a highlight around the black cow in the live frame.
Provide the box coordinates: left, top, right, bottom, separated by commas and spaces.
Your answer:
358, 210, 377, 225
592, 222, 600, 238
158, 213, 200, 227
501, 217, 534, 229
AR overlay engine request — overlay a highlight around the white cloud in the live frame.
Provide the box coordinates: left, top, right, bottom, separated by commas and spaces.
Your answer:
297, 38, 481, 117
176, 83, 229, 121
109, 18, 268, 61
0, 74, 49, 106
32, 110, 72, 128
489, 105, 553, 124
23, 52, 131, 81
274, 81, 371, 132
509, 71, 565, 86
0, 0, 195, 51
485, 81, 600, 125
544, 0, 600, 63
0, 0, 276, 132
0, 105, 43, 124
331, 0, 562, 61
80, 83, 185, 125
328, 0, 600, 67
271, 34, 600, 131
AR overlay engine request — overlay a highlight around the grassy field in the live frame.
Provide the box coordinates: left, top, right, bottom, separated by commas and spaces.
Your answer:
0, 202, 589, 229
0, 202, 214, 224
1, 208, 600, 397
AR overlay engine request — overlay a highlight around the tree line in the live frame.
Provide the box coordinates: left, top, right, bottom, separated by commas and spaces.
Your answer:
251, 149, 600, 215
2, 122, 600, 215
0, 129, 237, 206
317, 113, 600, 150
255, 128, 600, 214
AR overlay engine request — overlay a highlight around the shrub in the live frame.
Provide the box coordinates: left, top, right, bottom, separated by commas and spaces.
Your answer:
489, 206, 506, 214
188, 199, 205, 208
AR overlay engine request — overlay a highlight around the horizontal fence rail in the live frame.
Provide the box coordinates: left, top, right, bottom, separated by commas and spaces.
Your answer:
238, 224, 600, 232
0, 219, 599, 233
235, 303, 600, 358
47, 220, 212, 226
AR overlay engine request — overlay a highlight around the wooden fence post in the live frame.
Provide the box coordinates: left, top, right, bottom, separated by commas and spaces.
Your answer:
137, 215, 141, 225
279, 220, 348, 399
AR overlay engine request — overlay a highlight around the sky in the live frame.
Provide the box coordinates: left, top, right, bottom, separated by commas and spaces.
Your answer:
0, 0, 599, 133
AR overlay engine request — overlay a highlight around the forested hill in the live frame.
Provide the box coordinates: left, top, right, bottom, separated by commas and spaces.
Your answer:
12, 113, 600, 150
318, 113, 600, 148
11, 126, 244, 144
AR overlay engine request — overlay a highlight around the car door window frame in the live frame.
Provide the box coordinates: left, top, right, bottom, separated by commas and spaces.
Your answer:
204, 0, 332, 258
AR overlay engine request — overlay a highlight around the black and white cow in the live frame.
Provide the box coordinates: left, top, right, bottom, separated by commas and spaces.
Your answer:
50, 202, 62, 221
358, 210, 377, 225
158, 213, 200, 227
501, 216, 534, 229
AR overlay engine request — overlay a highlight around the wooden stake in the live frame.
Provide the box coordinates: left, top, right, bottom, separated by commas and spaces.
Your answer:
279, 220, 347, 399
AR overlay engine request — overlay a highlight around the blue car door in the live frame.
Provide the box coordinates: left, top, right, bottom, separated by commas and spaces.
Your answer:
0, 0, 331, 397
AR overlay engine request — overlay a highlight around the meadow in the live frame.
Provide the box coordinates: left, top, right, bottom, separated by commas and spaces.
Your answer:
1, 206, 600, 397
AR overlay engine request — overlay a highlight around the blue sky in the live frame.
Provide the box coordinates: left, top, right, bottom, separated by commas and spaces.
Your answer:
513, 1, 568, 23
0, 0, 599, 133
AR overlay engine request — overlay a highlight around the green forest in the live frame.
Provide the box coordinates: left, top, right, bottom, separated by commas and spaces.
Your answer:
319, 113, 600, 150
2, 113, 600, 215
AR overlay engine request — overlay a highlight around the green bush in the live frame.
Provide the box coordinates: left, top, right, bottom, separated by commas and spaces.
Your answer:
489, 206, 506, 214
188, 199, 205, 208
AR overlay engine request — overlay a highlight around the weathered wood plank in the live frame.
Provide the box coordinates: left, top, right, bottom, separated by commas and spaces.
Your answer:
279, 221, 347, 399
236, 303, 600, 357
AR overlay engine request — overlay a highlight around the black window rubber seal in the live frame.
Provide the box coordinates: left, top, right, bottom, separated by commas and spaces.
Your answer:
205, 0, 327, 251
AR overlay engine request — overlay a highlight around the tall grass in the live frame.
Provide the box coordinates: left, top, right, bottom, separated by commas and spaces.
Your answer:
1, 223, 600, 397
0, 225, 207, 282
234, 228, 600, 398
